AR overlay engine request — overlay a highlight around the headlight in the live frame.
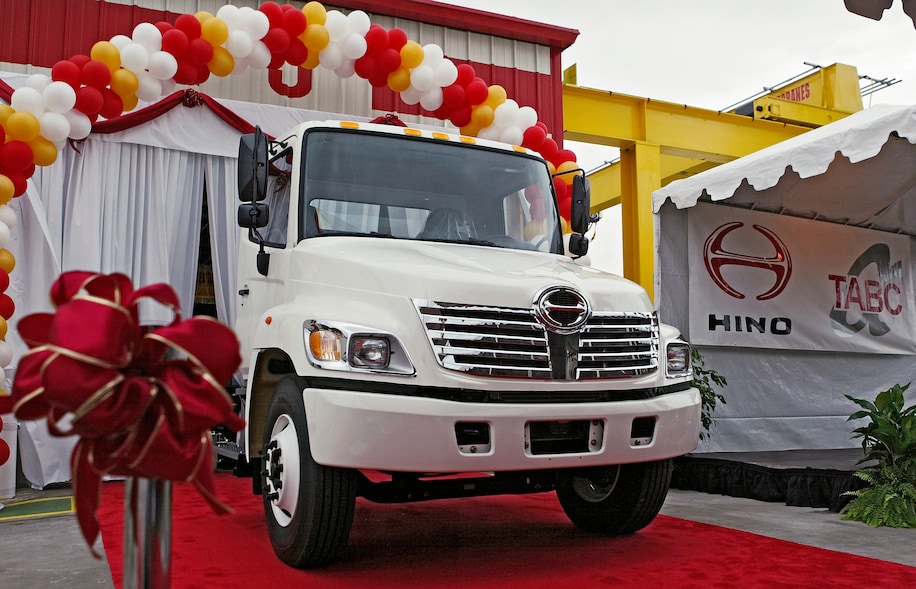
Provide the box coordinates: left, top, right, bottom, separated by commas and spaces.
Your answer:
304, 320, 414, 375
665, 341, 691, 378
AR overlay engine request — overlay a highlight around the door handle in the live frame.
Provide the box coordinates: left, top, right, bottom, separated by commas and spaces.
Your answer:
238, 288, 250, 296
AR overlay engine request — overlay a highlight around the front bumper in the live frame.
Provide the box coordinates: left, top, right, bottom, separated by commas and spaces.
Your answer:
303, 386, 701, 472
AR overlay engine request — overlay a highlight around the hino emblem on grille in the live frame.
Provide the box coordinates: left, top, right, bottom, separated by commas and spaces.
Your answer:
534, 286, 591, 334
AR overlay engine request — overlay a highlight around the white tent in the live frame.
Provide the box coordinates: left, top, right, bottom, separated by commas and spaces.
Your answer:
652, 103, 916, 453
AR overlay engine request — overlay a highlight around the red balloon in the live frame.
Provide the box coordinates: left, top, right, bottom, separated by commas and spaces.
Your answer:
0, 126, 4, 144
553, 177, 568, 202
377, 47, 401, 73
368, 71, 389, 88
267, 51, 285, 70
365, 25, 388, 54
186, 38, 214, 66
442, 84, 466, 109
75, 86, 104, 116
100, 89, 124, 119
0, 439, 9, 469
281, 7, 306, 36
539, 137, 559, 161
69, 54, 91, 69
154, 21, 174, 35
7, 170, 27, 197
175, 14, 201, 39
194, 64, 211, 85
536, 121, 548, 131
162, 29, 190, 57
449, 104, 472, 128
0, 269, 9, 291
0, 293, 14, 319
433, 104, 451, 120
456, 63, 476, 86
262, 28, 291, 56
554, 149, 577, 164
259, 2, 284, 27
51, 59, 82, 88
465, 78, 488, 105
173, 57, 198, 84
0, 142, 34, 172
557, 192, 572, 220
387, 27, 408, 50
284, 38, 308, 66
82, 60, 111, 89
354, 54, 379, 80
522, 124, 547, 150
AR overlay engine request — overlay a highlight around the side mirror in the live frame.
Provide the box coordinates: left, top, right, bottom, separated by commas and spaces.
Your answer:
570, 173, 591, 235
238, 203, 270, 229
238, 127, 268, 202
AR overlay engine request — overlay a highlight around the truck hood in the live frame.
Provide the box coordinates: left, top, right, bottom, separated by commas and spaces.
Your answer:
290, 237, 652, 312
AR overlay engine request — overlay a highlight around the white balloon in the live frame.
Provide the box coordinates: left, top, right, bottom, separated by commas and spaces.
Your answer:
225, 30, 254, 58
434, 59, 458, 87
247, 40, 271, 70
43, 81, 77, 113
347, 10, 371, 36
341, 34, 367, 60
10, 87, 45, 116
136, 73, 162, 103
400, 86, 421, 106
39, 111, 71, 143
493, 100, 520, 127
499, 126, 524, 146
478, 125, 501, 141
120, 42, 150, 73
517, 106, 538, 130
26, 73, 52, 93
419, 87, 444, 111
335, 60, 356, 79
0, 367, 6, 391
148, 51, 178, 80
0, 206, 17, 230
0, 222, 10, 248
216, 4, 242, 29
410, 65, 435, 92
0, 341, 12, 368
132, 22, 162, 53
241, 8, 270, 40
324, 11, 350, 41
110, 34, 132, 50
319, 45, 344, 71
422, 44, 444, 64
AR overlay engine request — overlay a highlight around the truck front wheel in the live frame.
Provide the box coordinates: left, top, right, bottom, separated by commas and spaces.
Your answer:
556, 459, 673, 535
261, 375, 357, 568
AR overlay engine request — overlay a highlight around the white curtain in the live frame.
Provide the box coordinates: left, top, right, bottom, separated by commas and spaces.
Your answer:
204, 156, 242, 330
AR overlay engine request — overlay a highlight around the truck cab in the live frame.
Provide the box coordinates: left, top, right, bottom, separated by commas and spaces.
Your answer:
235, 119, 700, 568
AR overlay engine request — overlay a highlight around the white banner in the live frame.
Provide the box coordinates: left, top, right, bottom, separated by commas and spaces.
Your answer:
687, 202, 916, 354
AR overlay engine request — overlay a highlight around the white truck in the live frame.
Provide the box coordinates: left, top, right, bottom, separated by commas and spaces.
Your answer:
234, 118, 700, 568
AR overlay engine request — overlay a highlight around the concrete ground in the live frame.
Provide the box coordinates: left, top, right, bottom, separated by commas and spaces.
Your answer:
1, 478, 914, 588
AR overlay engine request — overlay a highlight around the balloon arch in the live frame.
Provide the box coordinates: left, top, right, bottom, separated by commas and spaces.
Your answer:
0, 1, 580, 411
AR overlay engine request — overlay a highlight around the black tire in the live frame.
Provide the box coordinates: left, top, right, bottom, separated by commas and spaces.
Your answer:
261, 375, 357, 568
557, 459, 673, 535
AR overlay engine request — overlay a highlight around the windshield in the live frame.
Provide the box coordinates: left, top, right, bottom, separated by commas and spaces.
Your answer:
299, 129, 562, 254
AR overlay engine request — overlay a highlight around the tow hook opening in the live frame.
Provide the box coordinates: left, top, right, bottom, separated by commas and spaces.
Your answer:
455, 422, 491, 454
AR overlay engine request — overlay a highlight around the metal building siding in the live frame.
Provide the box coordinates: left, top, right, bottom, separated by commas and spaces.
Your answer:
1, 0, 569, 134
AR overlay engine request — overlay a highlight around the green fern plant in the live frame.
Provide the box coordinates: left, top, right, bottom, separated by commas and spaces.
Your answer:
691, 348, 727, 441
841, 383, 916, 527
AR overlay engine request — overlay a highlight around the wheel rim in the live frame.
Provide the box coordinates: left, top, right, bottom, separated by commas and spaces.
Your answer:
264, 413, 302, 527
570, 466, 620, 503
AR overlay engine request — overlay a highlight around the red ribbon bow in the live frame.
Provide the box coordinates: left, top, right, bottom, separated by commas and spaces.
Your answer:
11, 271, 244, 554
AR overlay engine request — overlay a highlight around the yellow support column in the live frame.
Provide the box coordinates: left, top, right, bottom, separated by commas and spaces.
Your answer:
619, 140, 661, 303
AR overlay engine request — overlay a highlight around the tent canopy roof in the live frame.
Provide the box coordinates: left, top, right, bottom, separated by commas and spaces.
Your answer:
652, 104, 916, 237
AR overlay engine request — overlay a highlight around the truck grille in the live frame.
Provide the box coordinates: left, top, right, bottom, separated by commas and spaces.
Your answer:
415, 300, 658, 379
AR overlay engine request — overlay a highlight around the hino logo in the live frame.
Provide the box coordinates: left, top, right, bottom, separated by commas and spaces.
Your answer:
703, 221, 792, 300
534, 286, 590, 334
828, 243, 904, 337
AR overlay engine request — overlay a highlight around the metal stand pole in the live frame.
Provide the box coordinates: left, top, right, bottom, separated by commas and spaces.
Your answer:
123, 477, 172, 589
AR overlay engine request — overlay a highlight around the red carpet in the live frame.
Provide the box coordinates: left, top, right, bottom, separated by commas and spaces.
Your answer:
98, 472, 916, 588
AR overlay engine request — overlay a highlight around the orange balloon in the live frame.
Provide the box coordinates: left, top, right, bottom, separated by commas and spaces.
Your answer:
399, 41, 424, 69
5, 111, 40, 142
546, 161, 557, 175
194, 10, 215, 25
111, 68, 140, 97
121, 93, 139, 112
302, 50, 321, 70
0, 104, 12, 127
303, 2, 327, 25
301, 24, 329, 52
460, 123, 481, 137
560, 217, 571, 234
387, 67, 411, 93
209, 46, 234, 77
484, 85, 508, 110
28, 136, 58, 167
201, 17, 229, 46
0, 175, 13, 205
0, 249, 15, 274
90, 41, 121, 73
0, 317, 7, 340
470, 104, 494, 128
556, 160, 579, 185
